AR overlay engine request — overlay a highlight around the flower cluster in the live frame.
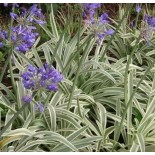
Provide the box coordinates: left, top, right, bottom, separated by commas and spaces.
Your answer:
12, 25, 39, 52
21, 63, 63, 113
21, 63, 63, 91
0, 4, 46, 53
0, 25, 39, 53
140, 14, 155, 46
83, 3, 114, 44
10, 4, 46, 25
83, 3, 101, 24
144, 15, 155, 28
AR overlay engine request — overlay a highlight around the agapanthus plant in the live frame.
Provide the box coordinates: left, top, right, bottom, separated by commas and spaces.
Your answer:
83, 3, 114, 44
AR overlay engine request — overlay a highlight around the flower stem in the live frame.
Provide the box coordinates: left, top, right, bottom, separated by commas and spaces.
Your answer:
0, 52, 12, 83
9, 58, 16, 98
67, 38, 94, 110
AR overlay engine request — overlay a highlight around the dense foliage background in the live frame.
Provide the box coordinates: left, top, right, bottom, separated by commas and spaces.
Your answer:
1, 3, 155, 152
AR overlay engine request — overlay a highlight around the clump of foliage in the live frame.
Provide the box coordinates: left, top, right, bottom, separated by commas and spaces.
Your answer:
1, 3, 155, 152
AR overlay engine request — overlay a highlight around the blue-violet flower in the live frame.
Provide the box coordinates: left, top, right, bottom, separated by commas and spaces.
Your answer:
35, 102, 44, 113
21, 63, 63, 91
22, 94, 32, 103
136, 5, 141, 13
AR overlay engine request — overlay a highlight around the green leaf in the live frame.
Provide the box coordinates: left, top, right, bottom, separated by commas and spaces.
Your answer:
136, 133, 145, 152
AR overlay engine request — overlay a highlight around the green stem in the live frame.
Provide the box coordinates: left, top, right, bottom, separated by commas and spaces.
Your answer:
9, 58, 16, 97
0, 104, 28, 138
62, 35, 92, 74
127, 68, 133, 147
123, 37, 141, 148
77, 13, 82, 64
100, 4, 133, 61
39, 92, 53, 119
0, 52, 12, 83
113, 36, 140, 147
67, 38, 93, 110
134, 4, 142, 33
124, 36, 141, 108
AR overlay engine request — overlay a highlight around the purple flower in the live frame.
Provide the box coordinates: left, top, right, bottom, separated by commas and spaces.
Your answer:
4, 3, 8, 7
13, 3, 19, 7
0, 30, 8, 39
142, 14, 155, 46
144, 15, 155, 27
0, 4, 45, 53
97, 33, 104, 44
97, 29, 114, 44
140, 25, 153, 46
15, 44, 29, 52
11, 34, 17, 42
136, 5, 141, 13
4, 3, 19, 7
22, 95, 32, 103
10, 12, 18, 19
34, 19, 46, 25
130, 21, 134, 28
35, 102, 44, 113
0, 42, 4, 48
30, 4, 38, 13
21, 63, 63, 91
99, 13, 109, 25
84, 3, 101, 11
46, 84, 58, 91
83, 3, 101, 24
10, 25, 39, 53
28, 4, 46, 25
83, 4, 113, 44
105, 29, 114, 35
22, 80, 35, 89
27, 64, 36, 72
9, 4, 46, 25
20, 7, 27, 16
